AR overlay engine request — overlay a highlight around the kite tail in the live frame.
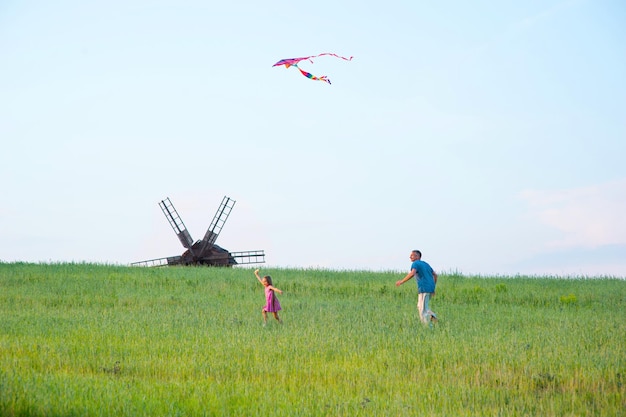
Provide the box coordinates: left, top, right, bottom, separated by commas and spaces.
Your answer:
311, 53, 353, 62
298, 67, 331, 84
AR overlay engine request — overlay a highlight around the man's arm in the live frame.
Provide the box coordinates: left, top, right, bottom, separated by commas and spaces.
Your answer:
396, 270, 416, 287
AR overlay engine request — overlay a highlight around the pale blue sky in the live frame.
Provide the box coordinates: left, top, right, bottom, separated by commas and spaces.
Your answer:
1, 0, 625, 276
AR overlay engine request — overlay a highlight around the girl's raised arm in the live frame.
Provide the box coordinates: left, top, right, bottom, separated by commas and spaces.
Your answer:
254, 269, 264, 284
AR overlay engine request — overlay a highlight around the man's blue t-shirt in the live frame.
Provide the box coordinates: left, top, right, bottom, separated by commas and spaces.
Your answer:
411, 260, 436, 293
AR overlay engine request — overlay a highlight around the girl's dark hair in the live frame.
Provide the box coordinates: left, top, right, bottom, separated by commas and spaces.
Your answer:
264, 275, 273, 286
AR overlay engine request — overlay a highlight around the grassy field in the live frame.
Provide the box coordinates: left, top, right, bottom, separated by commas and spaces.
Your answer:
0, 262, 624, 416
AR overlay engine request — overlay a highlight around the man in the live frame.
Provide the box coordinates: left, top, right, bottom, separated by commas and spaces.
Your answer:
396, 250, 438, 325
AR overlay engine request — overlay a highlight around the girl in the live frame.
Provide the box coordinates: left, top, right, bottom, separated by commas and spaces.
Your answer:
254, 269, 283, 325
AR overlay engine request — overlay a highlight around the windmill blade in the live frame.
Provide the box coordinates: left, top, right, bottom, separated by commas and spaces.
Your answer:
159, 198, 194, 249
130, 256, 181, 267
230, 250, 265, 265
202, 196, 235, 249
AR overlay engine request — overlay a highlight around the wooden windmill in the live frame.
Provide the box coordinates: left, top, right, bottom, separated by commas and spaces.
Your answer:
132, 196, 265, 267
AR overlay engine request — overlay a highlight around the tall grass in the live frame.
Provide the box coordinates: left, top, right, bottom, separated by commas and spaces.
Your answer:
0, 262, 624, 416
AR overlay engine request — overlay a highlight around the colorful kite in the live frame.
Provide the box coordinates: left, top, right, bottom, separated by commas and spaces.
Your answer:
272, 53, 353, 85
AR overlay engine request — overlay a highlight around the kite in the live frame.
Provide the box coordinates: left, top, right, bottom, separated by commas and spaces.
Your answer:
272, 53, 353, 85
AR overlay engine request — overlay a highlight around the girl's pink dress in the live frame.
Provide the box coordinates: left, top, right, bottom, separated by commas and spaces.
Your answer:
264, 286, 281, 313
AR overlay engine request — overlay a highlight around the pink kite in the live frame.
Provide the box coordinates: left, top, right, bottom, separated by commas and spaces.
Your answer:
272, 53, 353, 85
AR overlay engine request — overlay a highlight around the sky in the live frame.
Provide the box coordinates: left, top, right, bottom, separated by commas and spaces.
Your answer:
1, 0, 625, 277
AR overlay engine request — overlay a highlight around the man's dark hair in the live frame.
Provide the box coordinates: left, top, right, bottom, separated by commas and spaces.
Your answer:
413, 250, 422, 257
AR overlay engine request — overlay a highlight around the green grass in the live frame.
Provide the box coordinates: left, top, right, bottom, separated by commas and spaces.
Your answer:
0, 262, 624, 416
